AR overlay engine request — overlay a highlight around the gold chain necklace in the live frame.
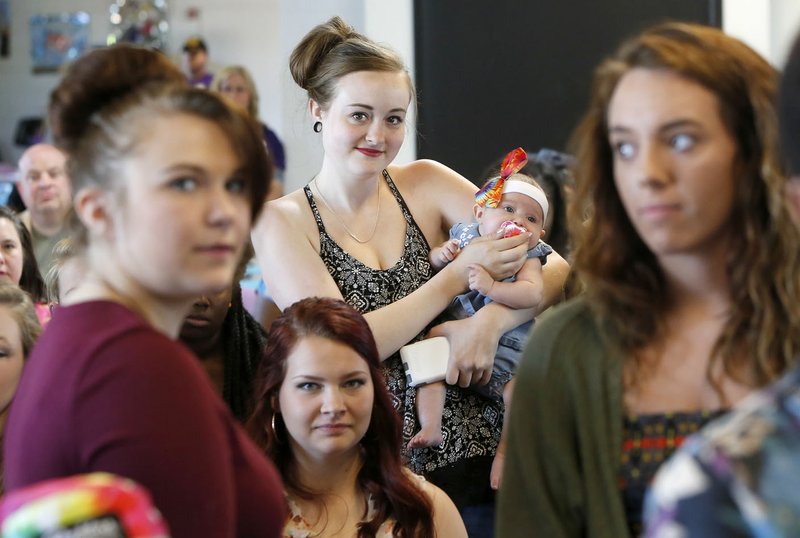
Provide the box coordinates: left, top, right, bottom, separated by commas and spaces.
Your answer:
312, 177, 381, 244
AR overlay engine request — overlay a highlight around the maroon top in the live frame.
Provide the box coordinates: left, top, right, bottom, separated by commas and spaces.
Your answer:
4, 301, 285, 537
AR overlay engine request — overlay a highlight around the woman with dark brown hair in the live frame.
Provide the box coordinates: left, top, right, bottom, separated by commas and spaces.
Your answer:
0, 207, 46, 305
179, 259, 267, 422
248, 297, 467, 537
0, 206, 48, 325
498, 22, 800, 537
4, 45, 285, 537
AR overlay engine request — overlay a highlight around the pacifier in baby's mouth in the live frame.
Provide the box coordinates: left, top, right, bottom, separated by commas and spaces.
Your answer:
500, 221, 526, 238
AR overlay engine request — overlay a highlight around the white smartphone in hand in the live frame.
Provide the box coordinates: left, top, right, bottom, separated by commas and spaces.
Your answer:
400, 337, 450, 387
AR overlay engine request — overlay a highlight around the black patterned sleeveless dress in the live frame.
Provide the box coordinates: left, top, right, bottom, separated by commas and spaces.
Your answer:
303, 170, 502, 506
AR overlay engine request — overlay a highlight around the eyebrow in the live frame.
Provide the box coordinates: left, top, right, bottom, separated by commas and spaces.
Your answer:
290, 370, 369, 381
608, 118, 703, 135
163, 164, 206, 174
347, 103, 406, 114
163, 163, 247, 181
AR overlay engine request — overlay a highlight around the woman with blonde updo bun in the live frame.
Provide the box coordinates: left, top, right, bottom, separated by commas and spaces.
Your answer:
4, 45, 285, 538
252, 16, 569, 533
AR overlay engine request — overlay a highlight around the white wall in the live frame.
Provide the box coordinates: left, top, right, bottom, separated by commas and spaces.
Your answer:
770, 0, 800, 67
723, 0, 800, 67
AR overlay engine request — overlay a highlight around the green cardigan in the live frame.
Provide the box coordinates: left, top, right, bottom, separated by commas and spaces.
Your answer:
496, 297, 629, 537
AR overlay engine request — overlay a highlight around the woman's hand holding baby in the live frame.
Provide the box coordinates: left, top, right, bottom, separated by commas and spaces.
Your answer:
450, 232, 529, 284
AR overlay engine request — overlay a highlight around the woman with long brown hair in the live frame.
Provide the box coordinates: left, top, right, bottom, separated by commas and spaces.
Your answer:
498, 22, 800, 537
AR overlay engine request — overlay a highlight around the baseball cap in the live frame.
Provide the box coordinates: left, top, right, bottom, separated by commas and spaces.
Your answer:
182, 36, 207, 53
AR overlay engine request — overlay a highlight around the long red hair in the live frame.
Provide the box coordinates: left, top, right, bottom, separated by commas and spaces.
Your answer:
246, 297, 434, 537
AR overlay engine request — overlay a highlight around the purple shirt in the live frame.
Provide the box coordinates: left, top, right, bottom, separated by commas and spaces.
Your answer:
188, 72, 214, 89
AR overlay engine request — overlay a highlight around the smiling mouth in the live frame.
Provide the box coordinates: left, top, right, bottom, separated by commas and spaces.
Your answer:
357, 148, 383, 157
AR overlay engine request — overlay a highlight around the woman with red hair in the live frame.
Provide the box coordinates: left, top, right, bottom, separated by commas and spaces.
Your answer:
247, 297, 467, 537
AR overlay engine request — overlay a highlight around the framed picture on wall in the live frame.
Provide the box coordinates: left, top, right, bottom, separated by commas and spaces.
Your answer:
108, 0, 169, 51
29, 12, 90, 74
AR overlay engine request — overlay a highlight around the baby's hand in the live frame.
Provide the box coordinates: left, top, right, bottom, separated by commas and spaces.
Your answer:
468, 264, 494, 296
435, 239, 460, 266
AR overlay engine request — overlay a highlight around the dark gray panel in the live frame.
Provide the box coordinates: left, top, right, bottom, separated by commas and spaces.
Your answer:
414, 0, 721, 182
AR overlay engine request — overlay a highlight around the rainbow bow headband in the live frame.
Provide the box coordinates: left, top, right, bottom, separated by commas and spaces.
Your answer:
474, 147, 549, 221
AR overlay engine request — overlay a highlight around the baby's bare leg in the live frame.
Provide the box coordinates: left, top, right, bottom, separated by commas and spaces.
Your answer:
491, 378, 516, 490
408, 381, 446, 449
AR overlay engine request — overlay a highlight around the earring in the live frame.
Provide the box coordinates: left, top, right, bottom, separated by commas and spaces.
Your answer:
313, 121, 322, 133
270, 413, 281, 443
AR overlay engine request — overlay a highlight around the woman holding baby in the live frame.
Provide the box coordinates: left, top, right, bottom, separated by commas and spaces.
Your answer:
252, 15, 569, 533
